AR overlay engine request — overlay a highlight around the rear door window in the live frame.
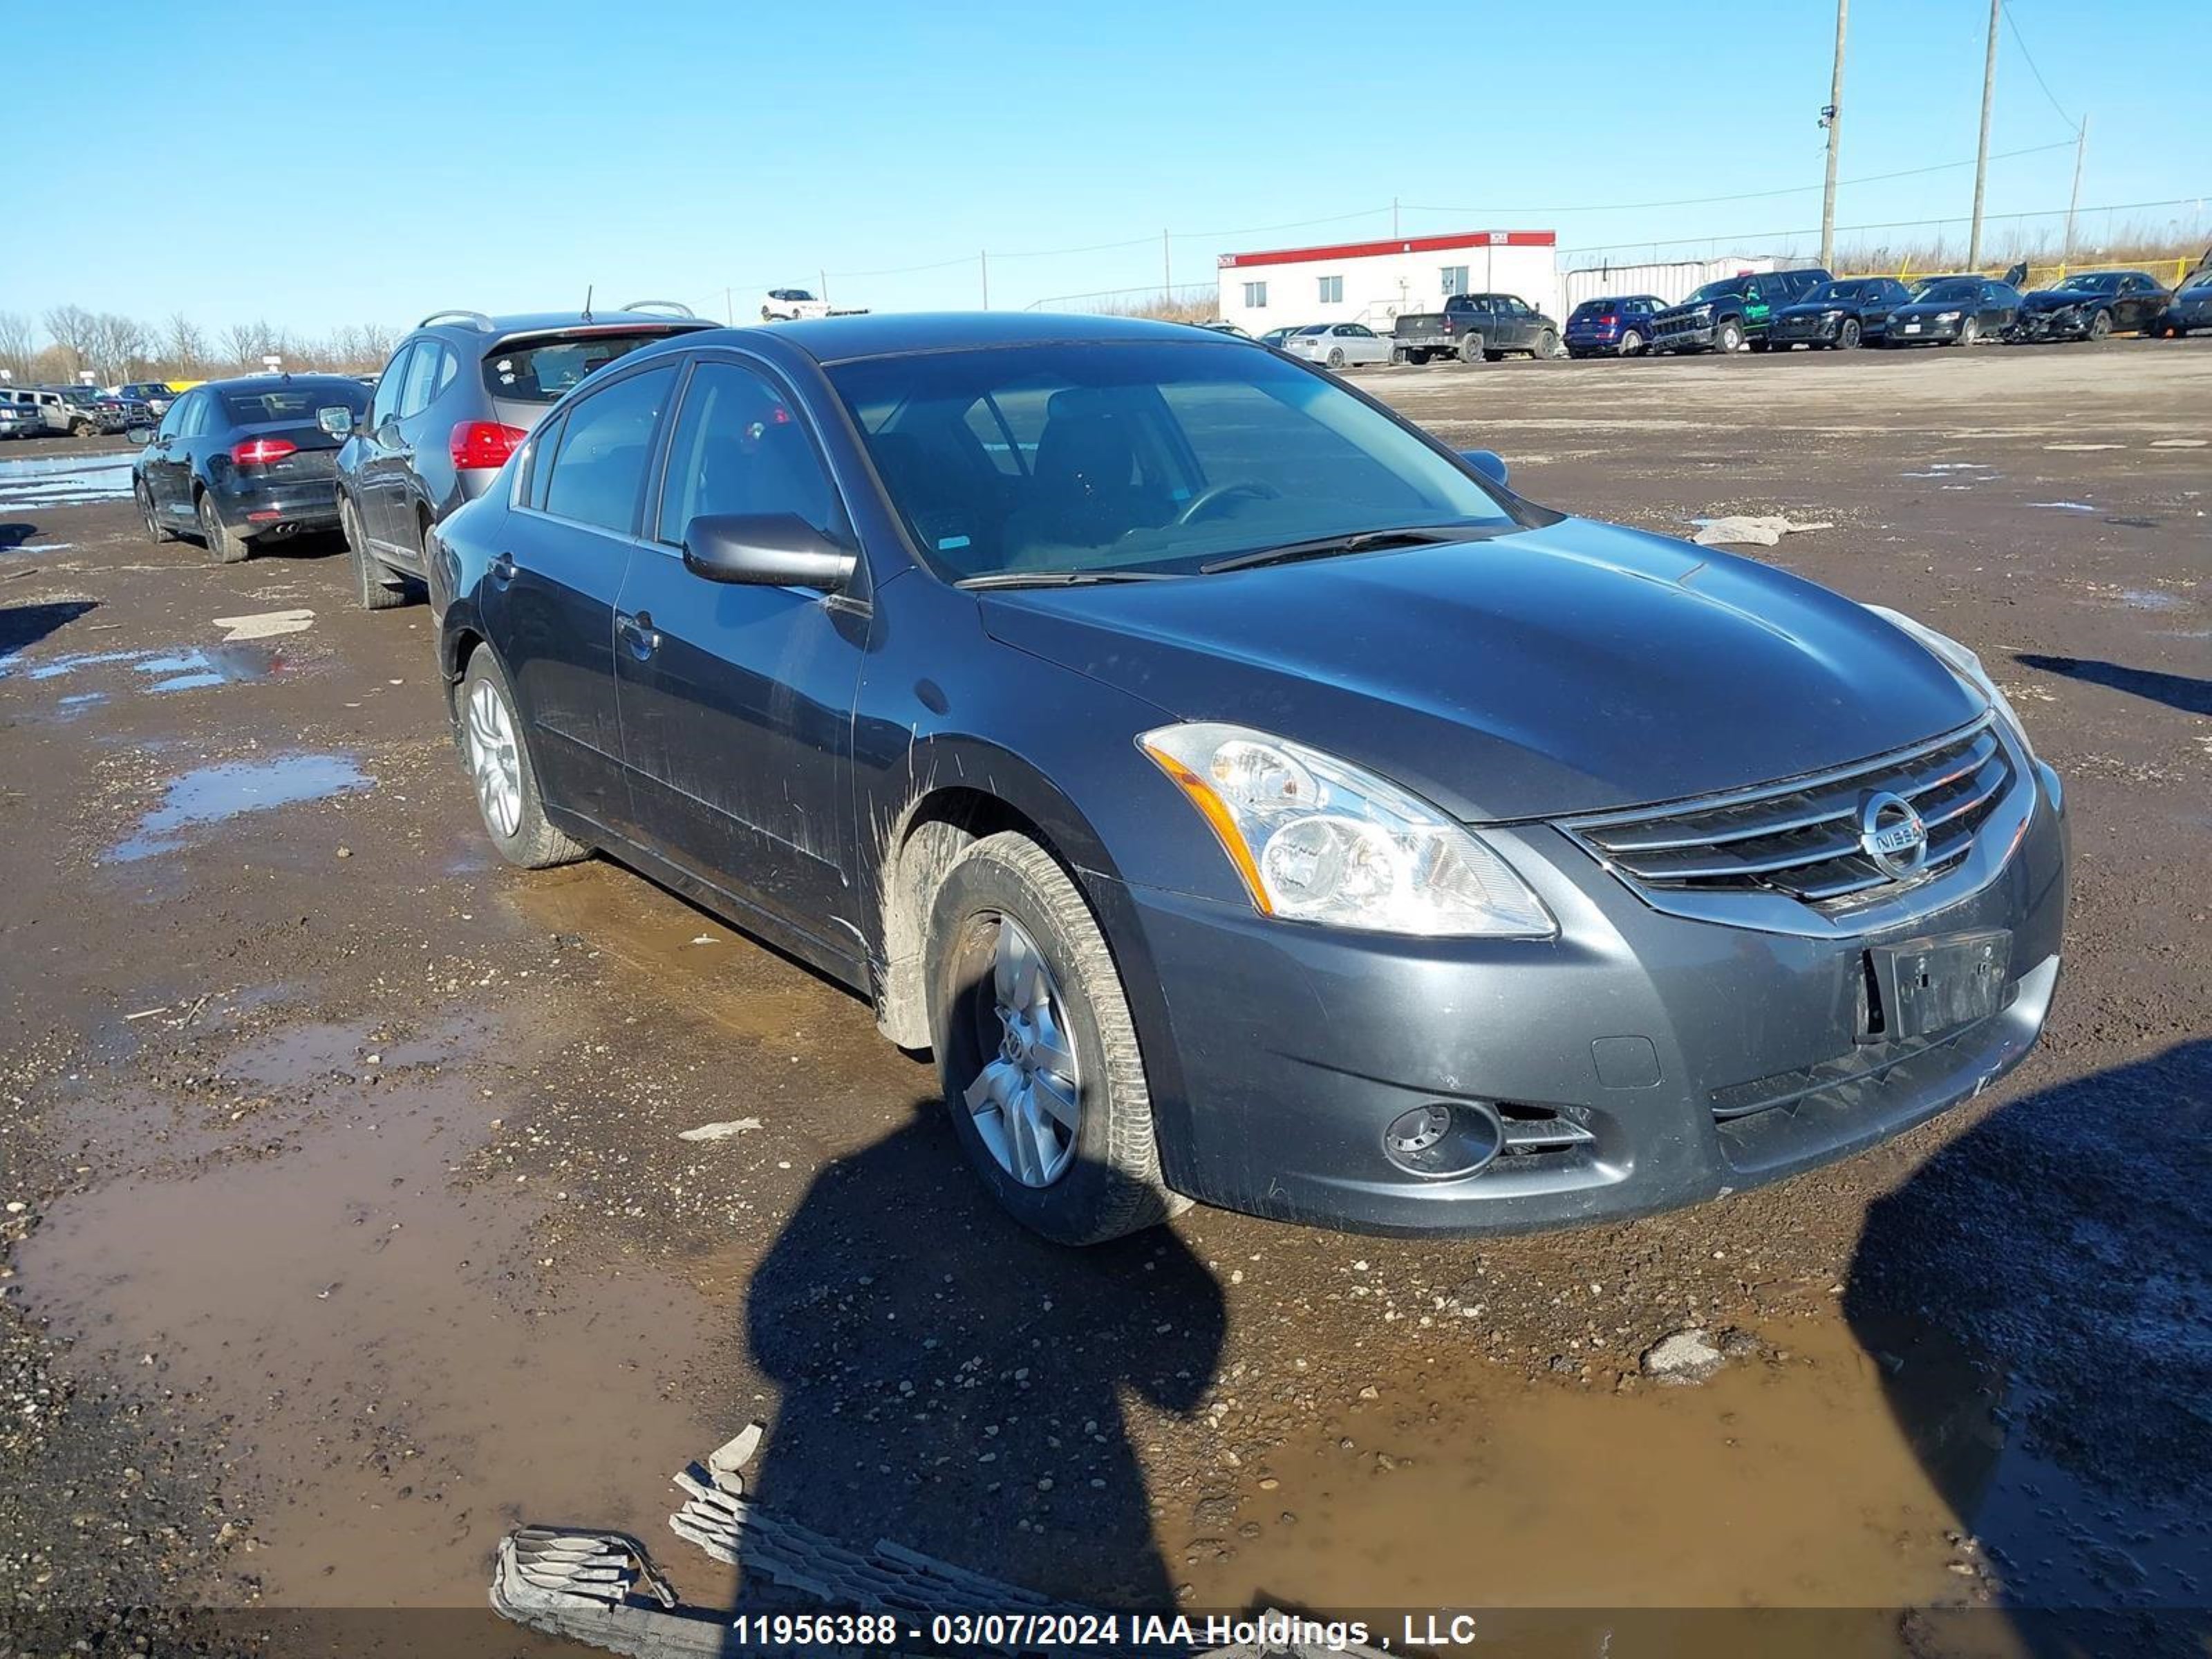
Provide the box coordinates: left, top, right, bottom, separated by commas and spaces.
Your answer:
397, 346, 443, 420
371, 344, 416, 428
540, 364, 677, 535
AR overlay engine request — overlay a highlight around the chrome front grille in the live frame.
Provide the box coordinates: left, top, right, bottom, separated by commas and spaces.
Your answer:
1563, 718, 2013, 910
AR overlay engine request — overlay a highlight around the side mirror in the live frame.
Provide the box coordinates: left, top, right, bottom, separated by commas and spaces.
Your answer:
126, 425, 155, 447
318, 406, 355, 439
683, 514, 856, 590
1459, 449, 1509, 487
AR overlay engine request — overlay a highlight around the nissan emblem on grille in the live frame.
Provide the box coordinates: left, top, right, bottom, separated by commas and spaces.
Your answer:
1857, 791, 1929, 880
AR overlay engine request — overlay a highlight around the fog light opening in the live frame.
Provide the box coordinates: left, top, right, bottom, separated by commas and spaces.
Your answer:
1382, 1100, 1504, 1179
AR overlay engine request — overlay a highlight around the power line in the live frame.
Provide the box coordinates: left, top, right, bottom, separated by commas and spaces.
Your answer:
1404, 140, 2074, 219
1559, 195, 2202, 262
2001, 3, 2077, 130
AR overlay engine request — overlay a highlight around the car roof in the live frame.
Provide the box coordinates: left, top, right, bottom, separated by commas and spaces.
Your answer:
644, 310, 1246, 366
414, 310, 715, 345
194, 373, 367, 391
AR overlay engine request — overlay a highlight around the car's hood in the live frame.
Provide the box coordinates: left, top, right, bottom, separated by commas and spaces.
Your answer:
977, 521, 1983, 822
1891, 298, 1974, 317
1774, 300, 1848, 319
2022, 289, 2101, 312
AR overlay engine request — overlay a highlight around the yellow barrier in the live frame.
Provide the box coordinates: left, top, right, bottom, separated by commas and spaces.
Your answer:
1845, 256, 2201, 289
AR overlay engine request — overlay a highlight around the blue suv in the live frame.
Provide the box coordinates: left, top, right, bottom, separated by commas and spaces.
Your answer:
1565, 295, 1665, 358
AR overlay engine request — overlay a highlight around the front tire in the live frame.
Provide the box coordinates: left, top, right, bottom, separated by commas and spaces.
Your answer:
1535, 328, 1559, 359
458, 650, 587, 870
197, 491, 248, 564
1715, 318, 1745, 354
1958, 317, 1980, 347
341, 495, 407, 611
2088, 308, 2112, 340
1838, 318, 1863, 350
927, 832, 1184, 1246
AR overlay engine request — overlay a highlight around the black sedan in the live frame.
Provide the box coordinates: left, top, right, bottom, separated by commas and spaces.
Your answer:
1882, 275, 2022, 347
2151, 267, 2212, 337
2007, 270, 2170, 341
1766, 276, 1913, 350
429, 314, 2065, 1246
130, 375, 369, 563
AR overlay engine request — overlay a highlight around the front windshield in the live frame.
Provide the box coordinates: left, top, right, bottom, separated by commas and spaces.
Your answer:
1683, 279, 1747, 305
2055, 274, 2121, 293
829, 341, 1519, 583
1910, 279, 1980, 303
1808, 280, 1875, 303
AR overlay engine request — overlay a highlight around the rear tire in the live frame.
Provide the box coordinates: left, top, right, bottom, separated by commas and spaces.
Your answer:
197, 491, 248, 564
1327, 346, 1346, 368
341, 496, 407, 611
1408, 348, 1431, 365
458, 650, 587, 870
927, 832, 1185, 1246
137, 482, 176, 543
1457, 333, 1485, 365
1619, 328, 1644, 356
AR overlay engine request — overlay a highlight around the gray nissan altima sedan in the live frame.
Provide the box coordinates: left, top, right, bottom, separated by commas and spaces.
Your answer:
429, 313, 2067, 1244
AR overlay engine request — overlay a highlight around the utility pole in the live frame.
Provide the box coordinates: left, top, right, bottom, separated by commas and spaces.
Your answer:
1163, 229, 1172, 299
2062, 115, 2088, 269
723, 288, 732, 326
980, 250, 990, 311
1968, 0, 2000, 270
820, 268, 830, 308
1819, 0, 1848, 272
1392, 196, 1400, 237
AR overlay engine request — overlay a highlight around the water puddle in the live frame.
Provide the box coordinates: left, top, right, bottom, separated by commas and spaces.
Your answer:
10, 1018, 722, 1606
0, 639, 285, 696
0, 450, 135, 508
1173, 1310, 2207, 1623
110, 753, 373, 861
2027, 501, 2096, 513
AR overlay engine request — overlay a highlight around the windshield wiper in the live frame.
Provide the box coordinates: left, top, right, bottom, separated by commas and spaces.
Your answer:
955, 569, 1183, 590
1199, 524, 1485, 575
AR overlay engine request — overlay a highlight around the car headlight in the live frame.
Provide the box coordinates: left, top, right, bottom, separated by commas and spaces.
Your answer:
1691, 303, 1713, 317
1936, 310, 1962, 322
1821, 309, 1846, 320
1863, 606, 2038, 761
1138, 722, 1555, 937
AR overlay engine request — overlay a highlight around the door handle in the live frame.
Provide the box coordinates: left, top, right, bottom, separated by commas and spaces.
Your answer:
489, 552, 516, 585
617, 609, 660, 659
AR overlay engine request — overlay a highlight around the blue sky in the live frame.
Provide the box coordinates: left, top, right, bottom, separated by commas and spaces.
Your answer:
9, 0, 2205, 335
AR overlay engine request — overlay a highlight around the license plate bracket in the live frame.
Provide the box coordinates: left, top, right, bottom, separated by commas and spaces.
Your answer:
1871, 931, 2012, 1042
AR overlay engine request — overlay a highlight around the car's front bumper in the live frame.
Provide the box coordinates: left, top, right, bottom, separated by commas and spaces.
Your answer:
1889, 315, 1966, 344
1106, 758, 2068, 1236
1770, 316, 1844, 346
1650, 321, 1716, 352
2007, 310, 2090, 341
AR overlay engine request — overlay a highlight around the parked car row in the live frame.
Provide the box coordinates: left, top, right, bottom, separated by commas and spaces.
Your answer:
116, 308, 2069, 1248
0, 383, 157, 438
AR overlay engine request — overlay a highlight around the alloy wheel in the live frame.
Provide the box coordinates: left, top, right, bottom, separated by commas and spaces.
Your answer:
1620, 329, 1644, 355
465, 678, 524, 839
961, 914, 1080, 1188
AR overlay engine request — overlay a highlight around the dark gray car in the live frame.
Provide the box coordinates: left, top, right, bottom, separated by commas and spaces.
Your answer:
429, 313, 2068, 1245
130, 375, 369, 562
331, 303, 711, 610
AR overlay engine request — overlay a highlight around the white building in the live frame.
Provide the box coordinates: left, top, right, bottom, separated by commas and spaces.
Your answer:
1559, 255, 1794, 312
1216, 229, 1561, 336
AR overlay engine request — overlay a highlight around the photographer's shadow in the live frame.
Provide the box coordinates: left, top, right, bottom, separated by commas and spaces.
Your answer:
735, 1104, 1224, 1610
1844, 1038, 2212, 1651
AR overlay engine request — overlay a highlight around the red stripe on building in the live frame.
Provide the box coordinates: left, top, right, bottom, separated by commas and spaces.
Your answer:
1219, 230, 1555, 270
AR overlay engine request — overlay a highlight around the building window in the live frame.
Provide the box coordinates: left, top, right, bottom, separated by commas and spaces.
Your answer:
1318, 274, 1343, 305
1441, 265, 1470, 297
1243, 281, 1267, 309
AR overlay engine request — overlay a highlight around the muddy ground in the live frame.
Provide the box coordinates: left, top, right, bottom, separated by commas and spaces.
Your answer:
1, 341, 2206, 1656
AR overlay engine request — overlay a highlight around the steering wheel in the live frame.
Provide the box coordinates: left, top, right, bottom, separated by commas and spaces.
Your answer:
1173, 480, 1281, 527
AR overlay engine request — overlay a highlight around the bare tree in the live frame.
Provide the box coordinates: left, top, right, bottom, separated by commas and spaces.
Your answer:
0, 310, 35, 383
41, 304, 98, 377
162, 312, 208, 378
